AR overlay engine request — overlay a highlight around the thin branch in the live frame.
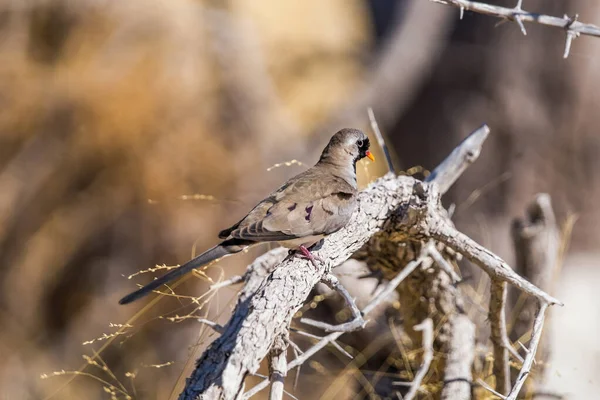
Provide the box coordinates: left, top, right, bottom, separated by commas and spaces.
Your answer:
404, 319, 434, 400
197, 318, 224, 334
477, 378, 507, 400
489, 281, 510, 395
300, 273, 366, 332
507, 302, 549, 400
243, 380, 270, 399
210, 275, 244, 290
291, 253, 429, 369
426, 241, 462, 283
430, 0, 600, 58
367, 107, 395, 173
291, 329, 352, 359
430, 220, 562, 306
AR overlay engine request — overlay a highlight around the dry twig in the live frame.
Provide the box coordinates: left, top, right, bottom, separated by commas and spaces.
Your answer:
403, 318, 434, 400
430, 0, 600, 58
507, 302, 549, 400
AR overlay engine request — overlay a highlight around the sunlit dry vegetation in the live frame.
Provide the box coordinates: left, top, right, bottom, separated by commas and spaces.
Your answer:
1, 0, 600, 399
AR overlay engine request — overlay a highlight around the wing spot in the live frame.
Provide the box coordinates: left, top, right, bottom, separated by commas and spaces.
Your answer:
305, 205, 313, 221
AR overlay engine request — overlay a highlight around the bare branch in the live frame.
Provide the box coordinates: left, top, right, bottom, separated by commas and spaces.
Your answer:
425, 124, 490, 194
507, 302, 549, 400
404, 319, 434, 400
426, 241, 461, 283
209, 275, 244, 291
268, 336, 287, 400
429, 220, 562, 306
430, 0, 600, 58
477, 378, 507, 400
510, 193, 560, 387
291, 329, 352, 359
300, 273, 366, 332
431, 0, 600, 37
180, 124, 562, 399
441, 314, 475, 400
489, 281, 510, 395
243, 379, 270, 399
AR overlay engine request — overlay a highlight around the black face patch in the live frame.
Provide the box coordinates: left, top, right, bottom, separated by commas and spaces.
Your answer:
305, 205, 313, 221
358, 137, 370, 158
336, 192, 353, 200
353, 137, 371, 167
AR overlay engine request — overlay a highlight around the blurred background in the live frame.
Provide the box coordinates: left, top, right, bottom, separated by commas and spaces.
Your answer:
1, 0, 599, 399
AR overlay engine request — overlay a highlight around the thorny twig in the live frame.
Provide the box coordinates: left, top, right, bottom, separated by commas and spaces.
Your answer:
431, 0, 600, 58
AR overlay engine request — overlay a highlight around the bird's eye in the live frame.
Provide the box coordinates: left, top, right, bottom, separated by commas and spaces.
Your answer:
357, 140, 363, 148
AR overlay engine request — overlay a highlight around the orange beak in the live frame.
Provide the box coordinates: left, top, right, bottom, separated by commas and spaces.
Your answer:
365, 150, 375, 162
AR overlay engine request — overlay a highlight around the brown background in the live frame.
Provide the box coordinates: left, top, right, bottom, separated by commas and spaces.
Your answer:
0, 0, 598, 398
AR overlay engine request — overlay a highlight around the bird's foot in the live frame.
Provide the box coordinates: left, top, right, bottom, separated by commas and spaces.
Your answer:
296, 245, 323, 269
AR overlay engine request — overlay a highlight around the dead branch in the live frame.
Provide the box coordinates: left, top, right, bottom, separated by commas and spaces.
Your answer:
179, 125, 560, 399
299, 273, 366, 332
489, 281, 511, 395
267, 335, 287, 400
430, 0, 600, 58
441, 314, 475, 400
404, 318, 434, 400
428, 219, 561, 306
510, 193, 560, 390
507, 301, 549, 400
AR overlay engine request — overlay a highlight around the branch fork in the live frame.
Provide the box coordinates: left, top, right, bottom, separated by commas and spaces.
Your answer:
179, 124, 562, 399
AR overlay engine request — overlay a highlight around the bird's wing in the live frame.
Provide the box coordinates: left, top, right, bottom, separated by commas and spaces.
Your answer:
220, 169, 357, 242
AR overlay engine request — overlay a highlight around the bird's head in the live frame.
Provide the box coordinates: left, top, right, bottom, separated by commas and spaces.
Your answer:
319, 128, 375, 167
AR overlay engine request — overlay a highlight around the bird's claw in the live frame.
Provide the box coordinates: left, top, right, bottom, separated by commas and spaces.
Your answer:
296, 245, 323, 269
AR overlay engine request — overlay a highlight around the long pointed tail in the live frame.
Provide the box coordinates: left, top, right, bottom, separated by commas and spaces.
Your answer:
119, 240, 247, 305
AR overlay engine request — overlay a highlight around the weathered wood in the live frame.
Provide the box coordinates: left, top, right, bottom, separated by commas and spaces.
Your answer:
179, 126, 560, 399
510, 194, 560, 387
441, 314, 475, 400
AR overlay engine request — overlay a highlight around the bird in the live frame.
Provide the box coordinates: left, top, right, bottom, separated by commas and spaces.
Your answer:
119, 128, 375, 305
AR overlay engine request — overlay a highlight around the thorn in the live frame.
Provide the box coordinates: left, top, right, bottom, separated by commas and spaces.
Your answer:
563, 14, 580, 59
460, 6, 464, 20
447, 203, 456, 218
515, 0, 523, 10
495, 18, 509, 29
515, 15, 527, 36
